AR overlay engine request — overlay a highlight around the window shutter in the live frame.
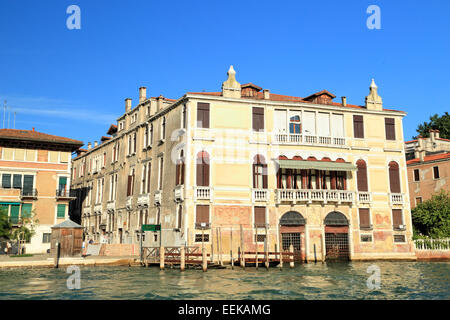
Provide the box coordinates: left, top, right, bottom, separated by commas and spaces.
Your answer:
356, 160, 368, 192
21, 203, 32, 218
254, 207, 266, 226
57, 204, 66, 218
180, 162, 185, 185
147, 164, 151, 193
2, 174, 11, 188
127, 175, 132, 196
353, 115, 364, 138
197, 103, 210, 128
330, 171, 336, 189
389, 163, 400, 193
23, 175, 33, 192
13, 174, 22, 189
262, 164, 268, 188
392, 209, 403, 227
385, 118, 396, 140
175, 161, 180, 185
177, 206, 182, 229
359, 208, 370, 228
252, 163, 256, 188
196, 205, 209, 223
203, 160, 210, 187
252, 107, 264, 132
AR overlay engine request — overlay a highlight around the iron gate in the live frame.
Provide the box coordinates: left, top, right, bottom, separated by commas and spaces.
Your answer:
325, 233, 349, 260
281, 233, 302, 262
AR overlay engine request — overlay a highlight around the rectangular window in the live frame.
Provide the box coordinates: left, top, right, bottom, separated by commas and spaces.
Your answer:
254, 207, 266, 227
177, 205, 182, 229
197, 103, 210, 129
42, 233, 51, 243
392, 209, 403, 229
385, 118, 396, 140
415, 197, 422, 206
13, 174, 22, 189
433, 166, 440, 179
360, 234, 372, 242
158, 158, 163, 190
252, 107, 264, 132
195, 234, 209, 242
413, 169, 420, 182
23, 175, 33, 193
2, 174, 11, 188
10, 205, 20, 224
182, 105, 187, 129
21, 203, 32, 218
195, 205, 209, 225
394, 234, 406, 243
353, 115, 364, 138
255, 234, 266, 243
57, 204, 66, 218
359, 208, 371, 229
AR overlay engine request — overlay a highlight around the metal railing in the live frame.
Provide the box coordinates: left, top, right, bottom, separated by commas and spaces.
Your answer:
414, 238, 450, 250
56, 188, 76, 198
21, 188, 38, 198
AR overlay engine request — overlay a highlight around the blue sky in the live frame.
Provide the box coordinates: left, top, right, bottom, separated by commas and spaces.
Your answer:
0, 0, 449, 147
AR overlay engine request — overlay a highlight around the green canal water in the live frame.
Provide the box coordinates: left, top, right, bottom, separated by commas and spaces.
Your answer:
0, 261, 448, 300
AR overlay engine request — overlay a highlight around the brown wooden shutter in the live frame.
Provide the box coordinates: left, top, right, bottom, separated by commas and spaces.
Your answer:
330, 171, 336, 189
177, 206, 182, 229
252, 163, 256, 188
197, 103, 210, 128
392, 209, 403, 227
196, 205, 209, 223
277, 169, 281, 188
262, 164, 268, 188
127, 175, 132, 196
203, 160, 210, 187
254, 207, 266, 226
389, 162, 400, 193
359, 208, 370, 228
147, 163, 151, 193
353, 115, 364, 138
356, 160, 368, 192
252, 107, 264, 132
180, 162, 185, 185
175, 161, 180, 185
385, 118, 396, 140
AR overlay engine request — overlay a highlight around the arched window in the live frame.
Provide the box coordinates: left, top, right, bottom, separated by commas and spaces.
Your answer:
175, 150, 185, 186
253, 155, 267, 189
388, 161, 400, 193
196, 151, 210, 187
356, 159, 368, 192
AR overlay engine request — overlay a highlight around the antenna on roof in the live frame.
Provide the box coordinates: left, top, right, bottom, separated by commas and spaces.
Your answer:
2, 100, 6, 129
7, 105, 10, 129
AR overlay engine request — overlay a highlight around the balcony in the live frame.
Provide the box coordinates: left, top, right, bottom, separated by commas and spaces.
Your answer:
252, 188, 269, 202
56, 188, 76, 200
20, 188, 38, 200
137, 194, 150, 208
195, 222, 211, 230
276, 189, 354, 204
94, 203, 102, 214
194, 186, 212, 201
154, 190, 162, 206
390, 193, 404, 205
357, 192, 372, 204
273, 133, 346, 147
106, 200, 115, 213
126, 197, 133, 210
174, 185, 184, 202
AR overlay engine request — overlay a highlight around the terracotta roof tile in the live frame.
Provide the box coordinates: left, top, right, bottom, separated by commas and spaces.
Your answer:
406, 152, 450, 165
0, 129, 83, 147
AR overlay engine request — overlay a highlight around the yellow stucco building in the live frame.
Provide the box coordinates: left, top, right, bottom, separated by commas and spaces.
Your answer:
71, 66, 415, 261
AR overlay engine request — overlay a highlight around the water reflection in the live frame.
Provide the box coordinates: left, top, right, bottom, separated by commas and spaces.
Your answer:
0, 262, 448, 300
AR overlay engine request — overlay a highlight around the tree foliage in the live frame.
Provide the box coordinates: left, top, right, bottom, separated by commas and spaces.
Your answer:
412, 190, 450, 238
414, 112, 450, 139
0, 212, 12, 239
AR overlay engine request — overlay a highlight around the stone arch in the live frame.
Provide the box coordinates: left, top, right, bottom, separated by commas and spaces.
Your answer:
279, 211, 306, 226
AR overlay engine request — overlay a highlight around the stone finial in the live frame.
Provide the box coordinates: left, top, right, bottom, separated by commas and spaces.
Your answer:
221, 65, 241, 98
365, 78, 383, 111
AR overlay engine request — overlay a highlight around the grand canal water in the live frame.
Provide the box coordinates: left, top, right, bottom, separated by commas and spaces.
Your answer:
0, 261, 448, 300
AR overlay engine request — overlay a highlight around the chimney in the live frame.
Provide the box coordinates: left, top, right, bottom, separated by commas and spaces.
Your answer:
94, 141, 98, 147
419, 150, 425, 162
157, 95, 164, 112
341, 96, 347, 106
365, 79, 383, 111
88, 142, 92, 150
125, 98, 132, 113
139, 87, 147, 103
429, 129, 435, 142
263, 89, 270, 100
435, 129, 440, 139
32, 127, 35, 131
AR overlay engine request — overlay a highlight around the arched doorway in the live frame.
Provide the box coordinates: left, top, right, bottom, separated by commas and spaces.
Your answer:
324, 211, 349, 260
279, 211, 306, 262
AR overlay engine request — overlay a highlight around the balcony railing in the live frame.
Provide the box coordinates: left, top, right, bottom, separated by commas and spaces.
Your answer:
137, 194, 149, 207
195, 222, 211, 230
273, 133, 346, 147
358, 192, 372, 204
126, 197, 133, 210
252, 188, 269, 202
174, 185, 184, 202
20, 188, 38, 199
106, 200, 115, 212
56, 188, 76, 198
154, 190, 162, 206
276, 189, 354, 204
390, 193, 404, 205
194, 186, 212, 201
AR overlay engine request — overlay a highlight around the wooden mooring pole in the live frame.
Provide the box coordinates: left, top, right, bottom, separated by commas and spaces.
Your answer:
180, 246, 185, 272
255, 227, 259, 270
230, 226, 234, 269
240, 224, 245, 269
202, 247, 207, 272
160, 246, 165, 270
289, 244, 294, 268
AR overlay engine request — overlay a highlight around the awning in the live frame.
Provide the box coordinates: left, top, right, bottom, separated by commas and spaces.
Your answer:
0, 202, 21, 205
278, 160, 357, 171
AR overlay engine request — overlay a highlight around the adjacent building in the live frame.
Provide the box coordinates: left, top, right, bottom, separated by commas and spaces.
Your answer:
405, 130, 450, 209
0, 129, 83, 253
71, 66, 416, 261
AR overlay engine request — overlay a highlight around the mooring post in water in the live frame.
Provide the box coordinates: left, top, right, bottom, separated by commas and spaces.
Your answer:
264, 236, 269, 270
219, 227, 223, 266
230, 226, 234, 269
240, 224, 245, 269
314, 244, 317, 263
279, 244, 283, 270
210, 230, 214, 263
180, 246, 185, 272
289, 244, 294, 268
255, 227, 259, 270
202, 246, 207, 272
54, 241, 60, 268
160, 246, 165, 270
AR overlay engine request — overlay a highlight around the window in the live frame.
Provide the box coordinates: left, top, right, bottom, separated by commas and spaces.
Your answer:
392, 209, 403, 229
177, 205, 182, 229
58, 176, 67, 193
160, 117, 166, 141
127, 169, 135, 196
254, 207, 266, 227
353, 115, 364, 138
175, 150, 185, 186
394, 234, 406, 243
143, 125, 148, 149
359, 208, 371, 229
433, 166, 440, 179
196, 151, 210, 187
158, 157, 164, 190
385, 118, 396, 140
415, 197, 422, 206
289, 114, 301, 134
10, 205, 20, 224
21, 203, 32, 219
42, 233, 51, 243
149, 124, 153, 147
195, 205, 209, 226
195, 234, 209, 242
389, 161, 401, 193
182, 104, 187, 129
133, 132, 137, 153
57, 204, 66, 219
141, 164, 147, 193
356, 160, 368, 192
13, 174, 22, 189
252, 107, 264, 132
413, 169, 420, 182
197, 103, 210, 128
147, 163, 151, 194
1, 174, 11, 188
361, 234, 372, 242
253, 155, 267, 189
255, 234, 266, 243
